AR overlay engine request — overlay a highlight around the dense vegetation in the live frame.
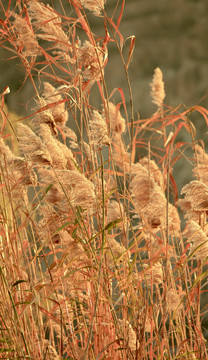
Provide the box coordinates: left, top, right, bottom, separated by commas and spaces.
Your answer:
0, 1, 208, 359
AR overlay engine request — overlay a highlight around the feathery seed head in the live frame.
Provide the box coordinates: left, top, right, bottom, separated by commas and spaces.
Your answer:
107, 200, 125, 225
103, 102, 126, 134
13, 14, 40, 57
78, 40, 105, 81
138, 157, 164, 190
184, 221, 208, 260
28, 0, 70, 52
42, 82, 68, 126
89, 110, 110, 147
150, 67, 166, 108
142, 262, 163, 285
112, 133, 130, 172
118, 319, 139, 352
166, 288, 184, 313
79, 0, 106, 16
131, 169, 167, 229
40, 124, 76, 170
193, 144, 208, 186
180, 180, 208, 212
39, 168, 96, 210
18, 123, 52, 165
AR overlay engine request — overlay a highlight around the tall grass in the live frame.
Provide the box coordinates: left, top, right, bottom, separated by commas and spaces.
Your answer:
0, 1, 208, 359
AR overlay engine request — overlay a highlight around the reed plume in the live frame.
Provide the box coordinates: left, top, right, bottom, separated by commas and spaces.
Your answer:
150, 67, 166, 108
79, 0, 106, 16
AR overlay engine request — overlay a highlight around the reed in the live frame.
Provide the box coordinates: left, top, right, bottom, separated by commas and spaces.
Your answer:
0, 1, 208, 359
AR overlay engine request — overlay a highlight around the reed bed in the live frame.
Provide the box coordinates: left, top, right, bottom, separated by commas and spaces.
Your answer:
0, 1, 208, 359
